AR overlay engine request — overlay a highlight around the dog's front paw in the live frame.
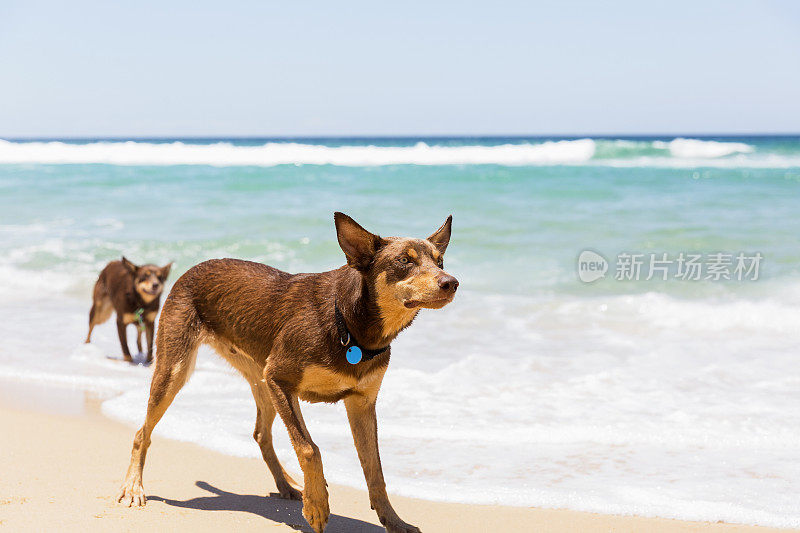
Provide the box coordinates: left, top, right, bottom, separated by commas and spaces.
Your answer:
116, 477, 146, 507
302, 483, 330, 533
381, 516, 421, 533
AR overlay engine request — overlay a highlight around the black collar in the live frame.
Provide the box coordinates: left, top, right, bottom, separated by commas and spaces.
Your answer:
334, 301, 389, 362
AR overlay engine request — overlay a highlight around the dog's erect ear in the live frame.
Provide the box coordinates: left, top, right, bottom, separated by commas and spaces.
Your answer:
159, 262, 173, 281
334, 212, 385, 271
427, 215, 452, 254
121, 256, 139, 275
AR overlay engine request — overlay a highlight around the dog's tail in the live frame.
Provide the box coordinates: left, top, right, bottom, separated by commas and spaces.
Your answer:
86, 278, 112, 343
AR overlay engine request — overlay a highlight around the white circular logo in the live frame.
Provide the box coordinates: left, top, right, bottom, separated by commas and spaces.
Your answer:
577, 250, 608, 283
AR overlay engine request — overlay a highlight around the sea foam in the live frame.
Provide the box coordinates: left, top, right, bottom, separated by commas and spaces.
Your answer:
1, 137, 792, 168
660, 138, 754, 158
0, 139, 596, 166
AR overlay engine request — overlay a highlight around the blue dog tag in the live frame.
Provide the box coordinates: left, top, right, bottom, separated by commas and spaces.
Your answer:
346, 346, 362, 364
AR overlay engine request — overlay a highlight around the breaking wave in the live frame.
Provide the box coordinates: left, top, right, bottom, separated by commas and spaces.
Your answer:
0, 139, 595, 166
0, 137, 794, 167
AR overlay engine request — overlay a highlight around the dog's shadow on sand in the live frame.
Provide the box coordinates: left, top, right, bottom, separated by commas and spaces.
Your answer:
149, 481, 384, 533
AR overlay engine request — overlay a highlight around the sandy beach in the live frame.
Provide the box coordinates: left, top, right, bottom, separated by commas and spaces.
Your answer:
0, 384, 793, 533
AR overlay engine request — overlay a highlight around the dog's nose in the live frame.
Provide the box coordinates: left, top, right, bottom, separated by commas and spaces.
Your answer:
437, 275, 459, 293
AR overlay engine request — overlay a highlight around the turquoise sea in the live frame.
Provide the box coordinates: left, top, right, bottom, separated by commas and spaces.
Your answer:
1, 136, 799, 527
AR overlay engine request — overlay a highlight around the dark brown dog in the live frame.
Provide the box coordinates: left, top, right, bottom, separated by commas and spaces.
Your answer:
86, 257, 172, 363
117, 213, 458, 533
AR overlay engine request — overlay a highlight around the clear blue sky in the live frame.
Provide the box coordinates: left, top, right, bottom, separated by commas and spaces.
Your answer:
1, 1, 799, 137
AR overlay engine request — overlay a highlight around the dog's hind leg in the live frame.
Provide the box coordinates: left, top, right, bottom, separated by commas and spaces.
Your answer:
250, 383, 302, 501
116, 316, 133, 362
117, 300, 200, 507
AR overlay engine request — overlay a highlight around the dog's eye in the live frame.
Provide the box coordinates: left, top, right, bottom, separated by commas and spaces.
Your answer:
398, 256, 409, 264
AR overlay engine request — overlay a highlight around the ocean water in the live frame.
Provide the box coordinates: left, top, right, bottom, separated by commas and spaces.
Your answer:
1, 136, 799, 528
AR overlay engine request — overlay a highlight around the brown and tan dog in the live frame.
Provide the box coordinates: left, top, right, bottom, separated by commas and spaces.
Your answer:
86, 257, 172, 363
116, 213, 458, 533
